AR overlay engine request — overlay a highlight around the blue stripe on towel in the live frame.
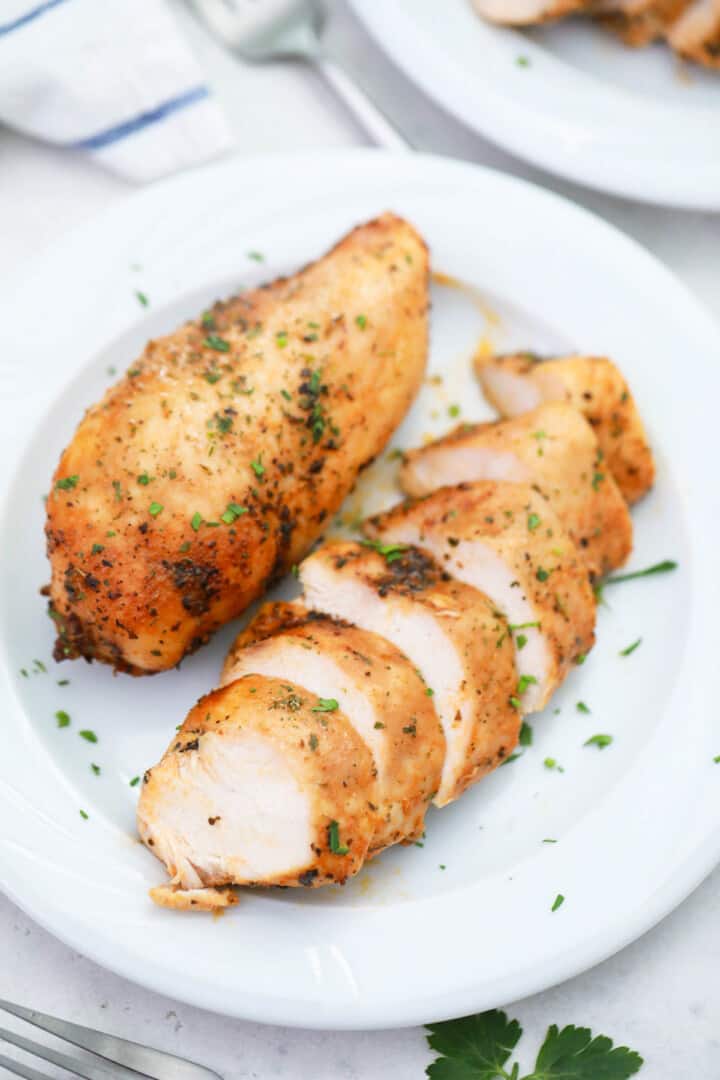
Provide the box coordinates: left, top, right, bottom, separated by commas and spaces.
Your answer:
69, 85, 210, 151
0, 0, 68, 36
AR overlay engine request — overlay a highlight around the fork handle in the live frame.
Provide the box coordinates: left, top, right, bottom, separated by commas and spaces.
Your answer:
315, 57, 412, 152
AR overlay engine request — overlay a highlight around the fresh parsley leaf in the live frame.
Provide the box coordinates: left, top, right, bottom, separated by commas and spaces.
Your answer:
55, 475, 79, 491
551, 893, 564, 912
135, 290, 149, 307
619, 638, 642, 657
532, 1023, 643, 1079
204, 334, 230, 353
584, 734, 612, 749
425, 1009, 522, 1079
576, 701, 591, 714
79, 729, 98, 743
327, 819, 348, 855
312, 698, 339, 713
519, 721, 533, 747
605, 560, 677, 586
55, 710, 71, 728
425, 1010, 643, 1080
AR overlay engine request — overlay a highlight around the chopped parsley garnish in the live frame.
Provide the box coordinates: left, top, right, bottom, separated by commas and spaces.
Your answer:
575, 651, 587, 665
519, 721, 533, 746
425, 1007, 643, 1080
516, 634, 528, 650
90, 763, 101, 776
33, 660, 46, 673
135, 290, 149, 307
149, 501, 163, 517
355, 314, 368, 330
57, 679, 69, 686
527, 512, 541, 532
585, 734, 612, 749
55, 710, 71, 728
619, 638, 642, 657
79, 729, 98, 743
544, 757, 559, 770
592, 471, 605, 490
276, 331, 288, 349
605, 560, 677, 586
137, 472, 151, 485
221, 502, 248, 525
201, 311, 215, 329
448, 404, 461, 418
426, 687, 435, 697
129, 776, 141, 787
312, 698, 339, 713
250, 457, 265, 478
190, 511, 203, 531
280, 388, 292, 401
501, 752, 522, 766
516, 54, 530, 66
517, 674, 538, 696
328, 819, 349, 855
204, 334, 230, 353
509, 696, 522, 710
551, 893, 564, 911
309, 733, 319, 751
79, 810, 89, 820
204, 369, 222, 384
542, 838, 557, 844
509, 621, 540, 631
91, 543, 104, 555
55, 475, 79, 491
536, 566, 551, 582
247, 251, 264, 262
360, 538, 408, 563
576, 701, 591, 714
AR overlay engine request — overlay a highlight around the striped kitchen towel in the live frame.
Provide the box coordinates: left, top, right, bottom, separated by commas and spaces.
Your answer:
0, 0, 235, 182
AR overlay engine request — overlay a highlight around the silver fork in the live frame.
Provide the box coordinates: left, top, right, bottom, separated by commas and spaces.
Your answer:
187, 0, 412, 150
0, 999, 222, 1080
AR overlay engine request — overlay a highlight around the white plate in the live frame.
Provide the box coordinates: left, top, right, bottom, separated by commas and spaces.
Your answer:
351, 0, 720, 209
1, 151, 719, 1030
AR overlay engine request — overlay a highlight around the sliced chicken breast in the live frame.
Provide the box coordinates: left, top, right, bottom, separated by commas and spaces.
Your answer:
470, 0, 591, 24
367, 482, 596, 713
475, 353, 654, 504
593, 0, 693, 44
137, 673, 378, 904
400, 402, 632, 579
667, 0, 720, 64
221, 602, 445, 852
300, 542, 519, 807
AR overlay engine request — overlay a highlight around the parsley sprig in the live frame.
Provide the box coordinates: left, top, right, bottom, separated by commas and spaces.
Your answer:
425, 1008, 643, 1078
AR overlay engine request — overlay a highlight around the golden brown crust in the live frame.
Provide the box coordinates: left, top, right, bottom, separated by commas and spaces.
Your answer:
224, 602, 445, 850
138, 674, 378, 889
476, 353, 655, 505
149, 884, 238, 911
46, 214, 429, 674
368, 482, 596, 701
401, 402, 632, 578
306, 542, 521, 805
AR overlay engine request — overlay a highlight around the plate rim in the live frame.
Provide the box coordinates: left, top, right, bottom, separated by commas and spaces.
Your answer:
349, 0, 720, 211
1, 149, 720, 1029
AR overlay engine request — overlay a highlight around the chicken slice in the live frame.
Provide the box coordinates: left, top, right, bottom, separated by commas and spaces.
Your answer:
137, 673, 378, 900
475, 353, 654, 504
400, 403, 632, 579
667, 0, 720, 65
367, 482, 596, 713
222, 602, 444, 852
299, 542, 519, 807
46, 213, 429, 675
470, 0, 592, 25
597, 0, 693, 44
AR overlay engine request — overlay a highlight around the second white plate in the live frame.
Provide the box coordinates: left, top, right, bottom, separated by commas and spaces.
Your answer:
352, 0, 720, 209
